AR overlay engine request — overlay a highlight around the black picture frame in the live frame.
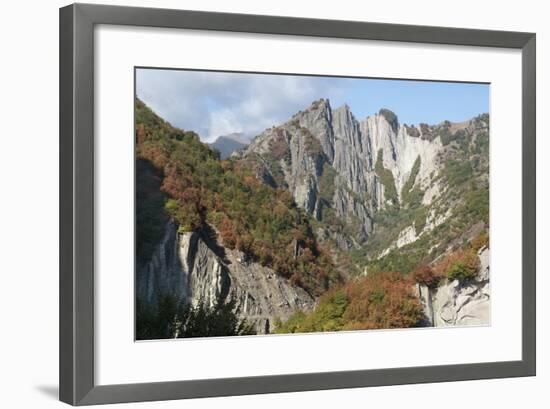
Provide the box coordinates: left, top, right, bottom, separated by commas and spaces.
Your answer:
59, 3, 536, 406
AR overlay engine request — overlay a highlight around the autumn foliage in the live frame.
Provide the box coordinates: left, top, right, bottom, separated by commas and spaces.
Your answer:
135, 98, 341, 295
471, 232, 489, 252
411, 264, 443, 288
342, 272, 424, 330
276, 272, 425, 333
433, 248, 480, 282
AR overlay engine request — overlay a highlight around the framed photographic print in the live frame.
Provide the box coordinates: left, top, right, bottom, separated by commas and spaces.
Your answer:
59, 3, 536, 406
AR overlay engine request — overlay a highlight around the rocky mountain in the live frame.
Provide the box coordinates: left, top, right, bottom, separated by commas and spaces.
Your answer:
137, 221, 314, 334
237, 99, 489, 274
237, 99, 377, 245
135, 97, 490, 338
209, 133, 248, 159
416, 246, 490, 327
135, 99, 332, 336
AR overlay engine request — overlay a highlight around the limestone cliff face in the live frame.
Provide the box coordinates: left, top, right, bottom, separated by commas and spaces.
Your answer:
363, 113, 443, 203
238, 99, 452, 247
136, 97, 490, 336
137, 222, 315, 334
416, 247, 490, 327
240, 100, 375, 244
136, 222, 188, 304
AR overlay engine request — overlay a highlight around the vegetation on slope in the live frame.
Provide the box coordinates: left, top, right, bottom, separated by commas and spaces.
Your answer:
353, 116, 489, 276
275, 271, 424, 334
411, 234, 486, 287
401, 156, 421, 206
136, 97, 489, 336
278, 231, 487, 337
374, 149, 398, 205
137, 296, 256, 340
350, 182, 427, 272
135, 98, 341, 296
441, 249, 480, 281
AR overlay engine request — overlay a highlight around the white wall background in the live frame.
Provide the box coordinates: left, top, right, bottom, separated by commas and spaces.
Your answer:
0, 0, 546, 407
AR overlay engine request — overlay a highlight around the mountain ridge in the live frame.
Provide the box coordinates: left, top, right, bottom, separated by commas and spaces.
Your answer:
135, 97, 490, 337
236, 98, 489, 276
209, 133, 248, 159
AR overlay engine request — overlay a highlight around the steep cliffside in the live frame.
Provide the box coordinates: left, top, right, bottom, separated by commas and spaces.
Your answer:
137, 222, 315, 334
239, 100, 377, 244
238, 99, 487, 256
416, 247, 490, 327
135, 97, 490, 337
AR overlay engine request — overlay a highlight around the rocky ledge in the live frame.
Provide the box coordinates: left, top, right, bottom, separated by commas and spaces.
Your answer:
416, 247, 490, 327
137, 222, 315, 334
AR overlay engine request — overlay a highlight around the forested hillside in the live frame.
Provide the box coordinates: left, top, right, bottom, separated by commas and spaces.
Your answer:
136, 99, 341, 297
135, 97, 490, 338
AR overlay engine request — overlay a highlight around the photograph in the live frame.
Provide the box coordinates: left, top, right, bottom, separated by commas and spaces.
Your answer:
135, 68, 490, 340
0, 1, 542, 407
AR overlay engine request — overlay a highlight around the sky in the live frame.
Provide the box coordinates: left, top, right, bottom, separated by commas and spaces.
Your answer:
136, 68, 489, 143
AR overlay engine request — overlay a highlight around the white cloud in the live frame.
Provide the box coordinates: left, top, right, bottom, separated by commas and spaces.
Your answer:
136, 69, 345, 142
208, 108, 243, 139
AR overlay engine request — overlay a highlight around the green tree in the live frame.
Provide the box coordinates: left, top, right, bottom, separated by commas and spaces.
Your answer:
136, 296, 256, 340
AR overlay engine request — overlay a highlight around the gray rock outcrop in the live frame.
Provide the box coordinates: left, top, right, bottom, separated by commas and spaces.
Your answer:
238, 99, 450, 246
416, 247, 491, 327
137, 98, 490, 337
137, 222, 315, 334
136, 222, 189, 304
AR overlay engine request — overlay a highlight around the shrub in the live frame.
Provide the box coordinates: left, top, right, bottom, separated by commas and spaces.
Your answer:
343, 272, 423, 330
136, 296, 256, 340
411, 264, 442, 288
436, 249, 480, 282
274, 289, 348, 334
471, 232, 489, 251
276, 272, 424, 333
273, 311, 307, 334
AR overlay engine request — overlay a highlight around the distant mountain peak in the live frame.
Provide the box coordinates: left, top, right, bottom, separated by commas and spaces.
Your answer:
219, 132, 249, 144
209, 134, 248, 159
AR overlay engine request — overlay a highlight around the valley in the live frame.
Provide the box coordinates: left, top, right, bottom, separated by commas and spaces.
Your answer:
135, 96, 490, 339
